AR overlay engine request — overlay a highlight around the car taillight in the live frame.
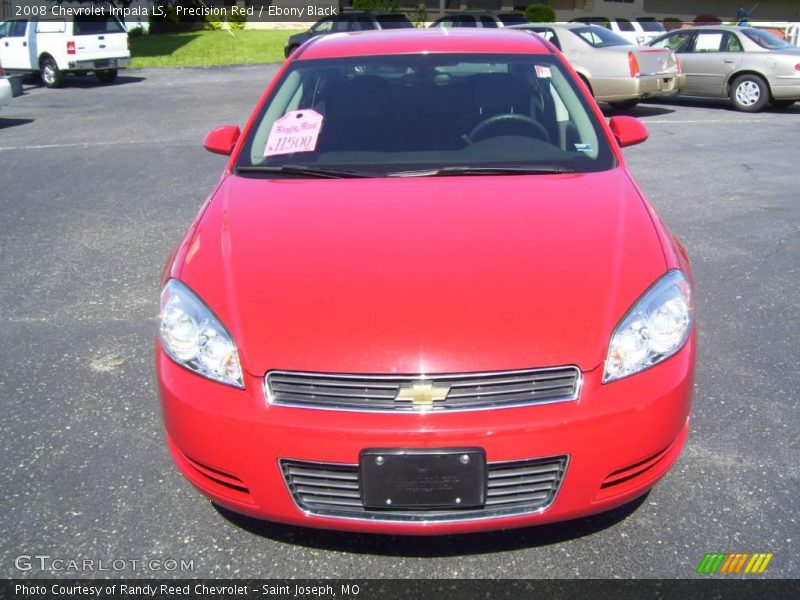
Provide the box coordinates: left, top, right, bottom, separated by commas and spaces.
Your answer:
795, 63, 800, 71
628, 52, 640, 77
67, 41, 76, 55
675, 54, 682, 74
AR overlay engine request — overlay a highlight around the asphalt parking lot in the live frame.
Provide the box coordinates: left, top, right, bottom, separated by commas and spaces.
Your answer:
0, 65, 797, 579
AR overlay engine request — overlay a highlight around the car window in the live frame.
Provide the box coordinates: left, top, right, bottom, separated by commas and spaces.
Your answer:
480, 16, 499, 28
742, 27, 791, 49
73, 16, 125, 35
375, 15, 413, 29
436, 18, 455, 28
615, 19, 635, 32
636, 18, 666, 33
350, 17, 374, 31
571, 25, 630, 48
723, 32, 744, 52
457, 16, 477, 28
4, 20, 28, 37
692, 32, 725, 52
311, 18, 334, 34
240, 53, 615, 176
498, 13, 528, 25
650, 31, 694, 52
529, 28, 562, 51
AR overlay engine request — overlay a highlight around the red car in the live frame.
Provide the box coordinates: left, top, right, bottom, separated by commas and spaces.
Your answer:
157, 28, 695, 535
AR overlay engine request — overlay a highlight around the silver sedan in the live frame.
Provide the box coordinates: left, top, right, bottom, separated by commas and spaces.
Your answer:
512, 23, 683, 110
648, 26, 800, 111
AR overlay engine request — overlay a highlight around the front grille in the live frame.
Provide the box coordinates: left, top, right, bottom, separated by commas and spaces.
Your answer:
280, 455, 568, 522
266, 367, 580, 412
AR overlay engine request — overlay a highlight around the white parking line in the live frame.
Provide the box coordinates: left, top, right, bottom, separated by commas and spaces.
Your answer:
0, 139, 193, 151
645, 119, 770, 124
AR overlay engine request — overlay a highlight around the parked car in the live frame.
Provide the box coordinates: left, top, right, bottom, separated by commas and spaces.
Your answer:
0, 15, 129, 88
159, 28, 695, 535
648, 26, 800, 111
284, 12, 413, 58
570, 16, 653, 45
514, 23, 684, 109
430, 12, 509, 28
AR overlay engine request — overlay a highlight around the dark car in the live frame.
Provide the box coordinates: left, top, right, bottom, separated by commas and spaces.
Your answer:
284, 12, 413, 58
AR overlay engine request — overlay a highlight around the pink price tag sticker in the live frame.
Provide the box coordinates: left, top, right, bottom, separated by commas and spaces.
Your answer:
534, 65, 552, 79
264, 109, 324, 157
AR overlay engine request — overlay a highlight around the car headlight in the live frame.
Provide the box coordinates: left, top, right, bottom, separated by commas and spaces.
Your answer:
159, 279, 244, 388
603, 270, 693, 383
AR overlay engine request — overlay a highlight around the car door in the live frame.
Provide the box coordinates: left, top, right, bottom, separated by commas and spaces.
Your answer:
681, 30, 745, 96
0, 20, 34, 71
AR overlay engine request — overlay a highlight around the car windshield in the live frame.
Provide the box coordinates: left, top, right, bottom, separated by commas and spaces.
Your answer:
571, 25, 631, 48
375, 15, 413, 29
236, 54, 614, 177
742, 27, 792, 49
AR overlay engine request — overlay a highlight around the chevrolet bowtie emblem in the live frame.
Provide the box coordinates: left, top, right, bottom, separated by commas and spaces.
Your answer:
395, 383, 450, 411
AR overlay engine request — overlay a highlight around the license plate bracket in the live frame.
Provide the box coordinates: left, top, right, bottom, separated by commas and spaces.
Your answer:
360, 448, 485, 509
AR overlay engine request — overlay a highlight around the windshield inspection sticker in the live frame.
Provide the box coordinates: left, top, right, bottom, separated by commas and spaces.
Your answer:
574, 143, 593, 152
534, 65, 552, 79
264, 110, 324, 157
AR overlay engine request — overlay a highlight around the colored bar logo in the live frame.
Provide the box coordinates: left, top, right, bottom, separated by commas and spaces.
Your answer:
696, 553, 773, 574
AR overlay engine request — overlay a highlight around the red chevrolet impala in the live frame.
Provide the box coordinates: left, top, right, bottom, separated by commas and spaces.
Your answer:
157, 28, 695, 534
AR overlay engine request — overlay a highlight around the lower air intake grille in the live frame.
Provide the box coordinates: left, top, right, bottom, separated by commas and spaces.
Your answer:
280, 455, 567, 522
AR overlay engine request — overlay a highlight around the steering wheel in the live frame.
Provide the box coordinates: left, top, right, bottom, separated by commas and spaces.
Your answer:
465, 114, 550, 144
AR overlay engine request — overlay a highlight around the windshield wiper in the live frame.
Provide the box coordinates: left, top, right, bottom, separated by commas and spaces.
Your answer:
389, 165, 575, 177
236, 165, 372, 179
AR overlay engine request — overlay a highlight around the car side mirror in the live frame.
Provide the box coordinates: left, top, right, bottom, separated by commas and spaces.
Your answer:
203, 125, 240, 156
608, 116, 649, 148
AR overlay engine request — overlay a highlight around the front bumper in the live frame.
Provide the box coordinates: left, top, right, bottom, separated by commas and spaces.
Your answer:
158, 336, 694, 535
594, 73, 685, 102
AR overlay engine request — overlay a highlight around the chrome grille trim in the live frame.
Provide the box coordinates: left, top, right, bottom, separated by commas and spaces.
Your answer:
280, 455, 568, 523
266, 367, 581, 413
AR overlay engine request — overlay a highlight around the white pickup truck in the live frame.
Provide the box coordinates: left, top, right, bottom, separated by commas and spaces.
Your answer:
0, 16, 130, 88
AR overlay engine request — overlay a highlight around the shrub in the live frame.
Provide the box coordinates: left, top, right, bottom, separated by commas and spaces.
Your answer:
525, 4, 556, 23
227, 9, 247, 31
352, 0, 400, 10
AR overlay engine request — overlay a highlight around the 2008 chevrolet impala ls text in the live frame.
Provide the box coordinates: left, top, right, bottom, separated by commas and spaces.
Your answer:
156, 28, 695, 535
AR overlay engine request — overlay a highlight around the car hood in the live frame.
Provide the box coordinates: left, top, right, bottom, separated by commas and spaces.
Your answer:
178, 169, 666, 376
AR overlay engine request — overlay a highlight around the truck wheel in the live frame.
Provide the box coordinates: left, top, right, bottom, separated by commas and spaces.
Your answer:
730, 74, 768, 112
96, 69, 118, 84
40, 57, 64, 89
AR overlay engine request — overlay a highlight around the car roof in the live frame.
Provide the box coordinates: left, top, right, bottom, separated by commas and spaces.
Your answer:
296, 28, 553, 60
511, 22, 603, 31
